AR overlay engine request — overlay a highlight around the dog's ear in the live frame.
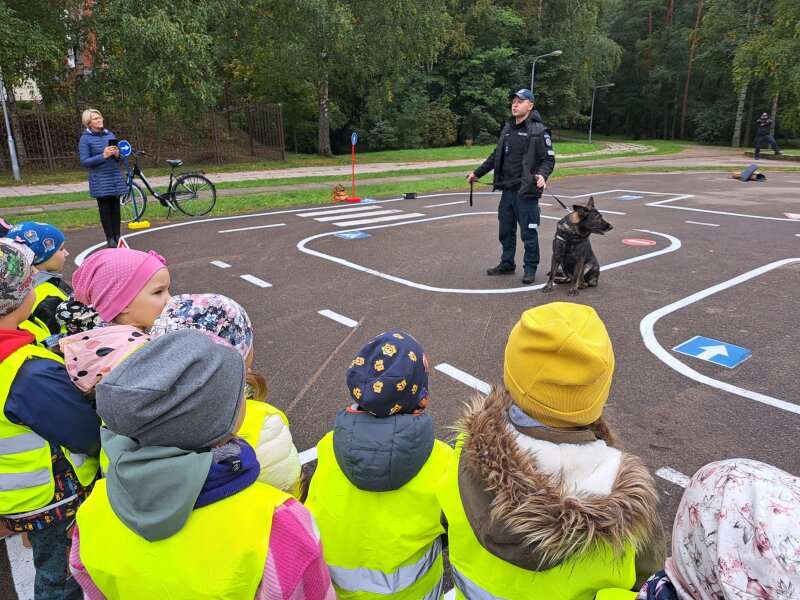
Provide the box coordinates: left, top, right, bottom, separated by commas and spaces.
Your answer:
587, 196, 595, 208
573, 204, 587, 213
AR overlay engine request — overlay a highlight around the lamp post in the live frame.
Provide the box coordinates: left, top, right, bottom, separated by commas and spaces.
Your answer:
0, 70, 21, 181
530, 50, 562, 91
589, 83, 614, 143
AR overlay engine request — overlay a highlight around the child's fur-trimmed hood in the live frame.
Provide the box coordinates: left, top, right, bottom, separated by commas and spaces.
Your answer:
456, 389, 661, 572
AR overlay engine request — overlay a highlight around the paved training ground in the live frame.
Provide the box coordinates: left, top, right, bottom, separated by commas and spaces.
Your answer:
3, 170, 800, 598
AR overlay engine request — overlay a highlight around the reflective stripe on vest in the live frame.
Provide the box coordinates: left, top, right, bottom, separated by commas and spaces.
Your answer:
18, 317, 50, 345
330, 537, 443, 596
306, 431, 453, 600
77, 478, 291, 599
0, 344, 98, 514
436, 435, 637, 600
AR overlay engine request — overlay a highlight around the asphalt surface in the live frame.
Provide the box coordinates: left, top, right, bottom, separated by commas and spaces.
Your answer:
3, 170, 800, 598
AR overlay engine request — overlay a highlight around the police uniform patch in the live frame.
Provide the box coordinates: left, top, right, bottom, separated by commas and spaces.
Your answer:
544, 134, 552, 147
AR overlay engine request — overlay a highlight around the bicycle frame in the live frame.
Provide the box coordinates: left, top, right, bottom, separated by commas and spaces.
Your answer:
130, 154, 178, 206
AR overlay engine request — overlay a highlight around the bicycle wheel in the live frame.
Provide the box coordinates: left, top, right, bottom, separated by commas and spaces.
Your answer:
170, 173, 217, 216
120, 182, 147, 223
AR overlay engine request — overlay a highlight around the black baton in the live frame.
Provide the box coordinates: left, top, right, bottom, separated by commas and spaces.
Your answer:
469, 181, 473, 207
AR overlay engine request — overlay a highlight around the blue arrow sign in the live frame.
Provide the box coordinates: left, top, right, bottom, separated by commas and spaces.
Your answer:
335, 231, 370, 240
351, 132, 358, 145
118, 140, 132, 157
672, 336, 752, 368
615, 195, 642, 201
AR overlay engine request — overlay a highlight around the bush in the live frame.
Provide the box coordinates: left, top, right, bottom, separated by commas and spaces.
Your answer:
475, 130, 496, 145
422, 105, 459, 147
460, 107, 499, 143
369, 120, 399, 150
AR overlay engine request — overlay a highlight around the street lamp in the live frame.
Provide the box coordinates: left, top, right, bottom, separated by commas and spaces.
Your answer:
588, 83, 614, 143
530, 50, 562, 91
0, 70, 21, 181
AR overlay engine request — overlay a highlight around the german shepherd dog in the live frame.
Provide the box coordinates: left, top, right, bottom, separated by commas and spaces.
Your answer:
542, 197, 613, 297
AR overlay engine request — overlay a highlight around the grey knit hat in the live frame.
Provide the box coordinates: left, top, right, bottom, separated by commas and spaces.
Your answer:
96, 329, 246, 450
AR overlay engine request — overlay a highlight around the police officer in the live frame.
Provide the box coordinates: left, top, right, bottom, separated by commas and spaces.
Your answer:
467, 89, 556, 284
754, 112, 781, 159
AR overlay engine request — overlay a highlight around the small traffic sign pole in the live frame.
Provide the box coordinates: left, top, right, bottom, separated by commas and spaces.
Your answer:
346, 132, 361, 202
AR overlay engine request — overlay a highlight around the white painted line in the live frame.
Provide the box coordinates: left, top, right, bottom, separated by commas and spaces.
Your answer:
795, 234, 800, 237
640, 258, 800, 415
299, 446, 318, 464
318, 309, 358, 328
423, 200, 466, 208
297, 205, 383, 217
333, 213, 426, 227
648, 194, 800, 222
655, 467, 691, 488
599, 209, 627, 215
298, 215, 680, 294
685, 220, 720, 227
7, 533, 34, 600
210, 260, 231, 268
539, 202, 551, 206
240, 274, 272, 288
314, 209, 401, 222
435, 363, 491, 394
217, 223, 286, 233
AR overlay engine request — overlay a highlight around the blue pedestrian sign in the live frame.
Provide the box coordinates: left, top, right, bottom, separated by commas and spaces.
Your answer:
335, 231, 371, 240
118, 140, 132, 157
672, 336, 752, 369
351, 132, 358, 145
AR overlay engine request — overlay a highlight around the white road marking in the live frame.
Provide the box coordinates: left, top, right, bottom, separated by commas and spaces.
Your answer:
210, 260, 231, 268
648, 194, 800, 222
217, 223, 286, 233
685, 220, 720, 227
7, 533, 34, 600
424, 200, 467, 208
299, 446, 318, 464
314, 209, 402, 222
298, 214, 681, 294
332, 213, 426, 227
317, 309, 359, 328
435, 363, 491, 394
599, 209, 626, 215
640, 258, 800, 415
240, 274, 272, 288
297, 205, 383, 217
655, 467, 691, 488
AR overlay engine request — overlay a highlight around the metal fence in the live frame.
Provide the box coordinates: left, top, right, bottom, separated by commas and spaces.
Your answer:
0, 103, 285, 173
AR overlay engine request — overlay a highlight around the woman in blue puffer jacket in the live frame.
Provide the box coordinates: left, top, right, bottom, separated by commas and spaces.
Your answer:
79, 109, 129, 248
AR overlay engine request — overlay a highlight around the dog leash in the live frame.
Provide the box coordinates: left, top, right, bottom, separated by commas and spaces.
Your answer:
471, 177, 571, 212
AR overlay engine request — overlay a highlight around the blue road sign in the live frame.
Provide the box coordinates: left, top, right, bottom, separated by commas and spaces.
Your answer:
615, 195, 642, 201
335, 231, 371, 240
351, 132, 358, 145
118, 140, 132, 157
673, 336, 752, 369
360, 198, 378, 203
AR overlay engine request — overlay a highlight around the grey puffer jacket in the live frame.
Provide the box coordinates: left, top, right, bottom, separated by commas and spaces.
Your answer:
79, 128, 128, 198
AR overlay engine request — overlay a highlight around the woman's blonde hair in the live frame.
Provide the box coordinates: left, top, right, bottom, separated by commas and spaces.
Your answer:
81, 109, 103, 128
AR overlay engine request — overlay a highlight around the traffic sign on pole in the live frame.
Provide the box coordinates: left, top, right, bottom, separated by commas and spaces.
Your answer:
118, 140, 132, 157
347, 131, 361, 202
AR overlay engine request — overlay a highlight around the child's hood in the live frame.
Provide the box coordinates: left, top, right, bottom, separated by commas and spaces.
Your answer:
59, 325, 150, 392
0, 329, 36, 362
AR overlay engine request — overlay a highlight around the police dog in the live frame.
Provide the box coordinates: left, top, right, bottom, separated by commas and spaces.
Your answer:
542, 197, 613, 297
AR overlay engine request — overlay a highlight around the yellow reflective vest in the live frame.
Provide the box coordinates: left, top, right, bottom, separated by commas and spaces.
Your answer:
77, 478, 291, 599
17, 317, 51, 347
436, 436, 637, 600
306, 431, 453, 600
34, 279, 68, 310
0, 344, 99, 515
237, 400, 289, 447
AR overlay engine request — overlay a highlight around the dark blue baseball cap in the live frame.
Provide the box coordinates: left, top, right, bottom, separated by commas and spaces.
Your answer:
512, 89, 535, 103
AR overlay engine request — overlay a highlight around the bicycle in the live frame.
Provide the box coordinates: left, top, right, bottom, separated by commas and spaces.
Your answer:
120, 150, 217, 222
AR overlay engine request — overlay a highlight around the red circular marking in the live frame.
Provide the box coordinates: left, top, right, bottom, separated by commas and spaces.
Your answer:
622, 238, 657, 246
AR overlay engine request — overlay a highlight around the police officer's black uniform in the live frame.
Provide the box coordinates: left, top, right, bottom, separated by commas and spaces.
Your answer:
754, 114, 781, 158
473, 109, 555, 282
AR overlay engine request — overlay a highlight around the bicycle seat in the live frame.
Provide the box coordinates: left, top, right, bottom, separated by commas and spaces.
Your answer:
166, 159, 183, 168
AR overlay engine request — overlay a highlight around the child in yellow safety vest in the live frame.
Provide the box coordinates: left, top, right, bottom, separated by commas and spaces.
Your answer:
70, 329, 336, 600
436, 302, 666, 600
150, 293, 304, 497
0, 239, 100, 600
306, 330, 453, 600
5, 221, 72, 345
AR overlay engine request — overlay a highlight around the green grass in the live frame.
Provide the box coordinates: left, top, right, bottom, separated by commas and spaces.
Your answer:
0, 141, 603, 187
7, 161, 799, 232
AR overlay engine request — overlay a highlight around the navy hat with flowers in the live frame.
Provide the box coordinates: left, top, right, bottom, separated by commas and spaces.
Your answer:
346, 330, 429, 417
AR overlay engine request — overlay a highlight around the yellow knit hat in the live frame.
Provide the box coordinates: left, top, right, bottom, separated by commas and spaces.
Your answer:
504, 302, 614, 428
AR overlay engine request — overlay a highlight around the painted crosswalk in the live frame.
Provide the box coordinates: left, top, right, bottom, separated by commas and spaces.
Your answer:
295, 203, 425, 228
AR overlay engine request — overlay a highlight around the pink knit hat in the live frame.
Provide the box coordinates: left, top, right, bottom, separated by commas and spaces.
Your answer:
73, 248, 167, 322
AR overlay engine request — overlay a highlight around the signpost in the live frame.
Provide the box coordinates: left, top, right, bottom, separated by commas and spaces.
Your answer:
673, 336, 752, 369
346, 132, 361, 202
118, 140, 132, 157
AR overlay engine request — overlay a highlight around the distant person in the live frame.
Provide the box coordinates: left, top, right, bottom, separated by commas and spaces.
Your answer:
79, 109, 128, 248
437, 302, 665, 600
754, 112, 781, 159
467, 89, 556, 285
636, 458, 800, 600
306, 330, 452, 599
